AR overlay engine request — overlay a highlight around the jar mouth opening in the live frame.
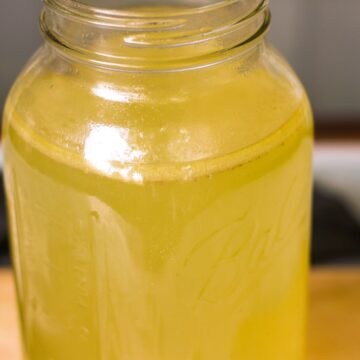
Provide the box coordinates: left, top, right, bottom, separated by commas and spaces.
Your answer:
45, 0, 266, 26
42, 0, 270, 71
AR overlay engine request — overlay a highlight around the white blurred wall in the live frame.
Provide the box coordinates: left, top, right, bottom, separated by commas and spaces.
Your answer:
0, 1, 42, 111
270, 0, 360, 118
1, 0, 360, 119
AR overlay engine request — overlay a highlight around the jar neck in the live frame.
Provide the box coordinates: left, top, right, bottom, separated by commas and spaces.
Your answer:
41, 0, 270, 71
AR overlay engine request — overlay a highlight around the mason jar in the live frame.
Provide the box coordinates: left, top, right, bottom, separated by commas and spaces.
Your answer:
3, 0, 313, 359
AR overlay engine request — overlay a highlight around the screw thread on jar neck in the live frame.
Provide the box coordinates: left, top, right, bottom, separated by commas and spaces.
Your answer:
40, 0, 270, 71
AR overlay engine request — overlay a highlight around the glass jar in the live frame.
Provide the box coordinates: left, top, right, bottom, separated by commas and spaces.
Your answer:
3, 0, 313, 359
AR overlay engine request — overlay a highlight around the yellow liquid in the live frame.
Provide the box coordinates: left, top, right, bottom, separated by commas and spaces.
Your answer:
4, 46, 313, 359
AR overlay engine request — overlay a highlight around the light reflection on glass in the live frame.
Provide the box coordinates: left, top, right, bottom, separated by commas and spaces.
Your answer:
92, 83, 145, 103
92, 82, 187, 104
84, 125, 145, 183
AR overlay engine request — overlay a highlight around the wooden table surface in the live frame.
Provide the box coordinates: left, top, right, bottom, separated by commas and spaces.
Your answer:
1, 267, 360, 359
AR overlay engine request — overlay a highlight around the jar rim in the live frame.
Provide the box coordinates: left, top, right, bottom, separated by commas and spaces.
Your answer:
46, 0, 265, 21
41, 0, 270, 71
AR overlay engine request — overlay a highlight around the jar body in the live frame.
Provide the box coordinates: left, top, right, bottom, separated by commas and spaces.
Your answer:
3, 37, 313, 359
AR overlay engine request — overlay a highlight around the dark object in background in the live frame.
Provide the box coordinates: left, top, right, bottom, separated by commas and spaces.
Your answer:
0, 177, 9, 266
312, 185, 360, 264
1, 179, 360, 266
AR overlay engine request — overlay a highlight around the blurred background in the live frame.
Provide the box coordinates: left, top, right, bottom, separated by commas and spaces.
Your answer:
0, 0, 360, 266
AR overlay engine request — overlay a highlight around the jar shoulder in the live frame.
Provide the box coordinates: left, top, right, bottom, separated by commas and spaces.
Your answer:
3, 44, 312, 165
